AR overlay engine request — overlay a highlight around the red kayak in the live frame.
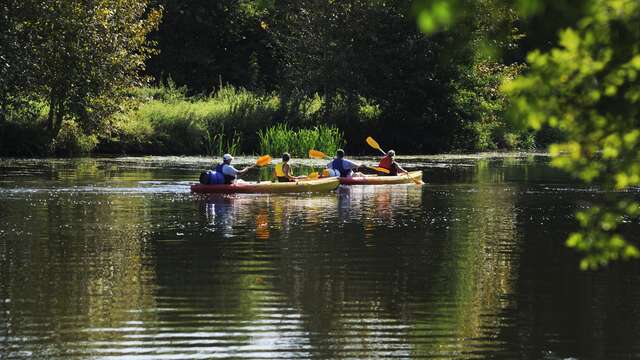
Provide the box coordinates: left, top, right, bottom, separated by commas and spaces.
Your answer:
191, 177, 340, 194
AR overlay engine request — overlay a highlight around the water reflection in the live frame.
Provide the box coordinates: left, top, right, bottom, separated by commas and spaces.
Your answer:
1, 156, 640, 359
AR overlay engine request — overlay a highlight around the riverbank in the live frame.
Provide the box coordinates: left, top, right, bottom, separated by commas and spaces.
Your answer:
0, 85, 552, 158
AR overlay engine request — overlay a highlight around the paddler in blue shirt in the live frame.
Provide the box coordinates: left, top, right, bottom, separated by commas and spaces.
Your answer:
215, 154, 255, 184
326, 149, 362, 177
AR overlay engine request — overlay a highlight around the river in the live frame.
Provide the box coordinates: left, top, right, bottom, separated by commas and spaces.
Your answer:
0, 154, 639, 359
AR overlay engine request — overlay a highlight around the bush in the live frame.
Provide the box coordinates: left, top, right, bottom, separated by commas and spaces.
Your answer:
51, 120, 98, 155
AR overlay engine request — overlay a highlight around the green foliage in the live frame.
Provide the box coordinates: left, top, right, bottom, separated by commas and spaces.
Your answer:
503, 0, 640, 268
104, 85, 278, 155
51, 120, 99, 155
258, 123, 344, 158
1, 0, 162, 140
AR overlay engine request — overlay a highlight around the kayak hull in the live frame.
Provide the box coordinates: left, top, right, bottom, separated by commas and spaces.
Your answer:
339, 171, 423, 185
191, 177, 340, 194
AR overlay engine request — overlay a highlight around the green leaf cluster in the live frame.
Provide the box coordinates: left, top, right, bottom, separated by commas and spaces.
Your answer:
503, 0, 640, 268
0, 0, 162, 144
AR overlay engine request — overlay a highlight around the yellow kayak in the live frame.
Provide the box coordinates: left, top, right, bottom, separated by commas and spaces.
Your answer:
191, 177, 340, 194
339, 171, 423, 185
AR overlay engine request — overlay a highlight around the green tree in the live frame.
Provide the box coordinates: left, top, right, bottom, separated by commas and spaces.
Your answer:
2, 0, 162, 138
414, 0, 640, 268
503, 0, 640, 269
0, 1, 40, 123
267, 0, 519, 152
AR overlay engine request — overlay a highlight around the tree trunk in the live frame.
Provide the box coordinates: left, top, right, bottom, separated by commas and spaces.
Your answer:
0, 96, 6, 124
45, 95, 56, 133
52, 99, 64, 138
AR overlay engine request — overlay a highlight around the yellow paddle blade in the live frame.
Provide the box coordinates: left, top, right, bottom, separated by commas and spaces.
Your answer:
404, 171, 422, 185
308, 172, 319, 179
370, 166, 390, 174
308, 149, 327, 159
255, 155, 272, 167
366, 136, 382, 151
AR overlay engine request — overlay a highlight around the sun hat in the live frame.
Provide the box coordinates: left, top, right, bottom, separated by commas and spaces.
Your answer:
223, 153, 233, 161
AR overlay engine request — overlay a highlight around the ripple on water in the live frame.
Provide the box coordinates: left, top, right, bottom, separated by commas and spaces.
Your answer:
1, 156, 640, 359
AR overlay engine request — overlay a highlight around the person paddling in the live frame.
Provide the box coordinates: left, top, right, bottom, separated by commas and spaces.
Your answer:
214, 154, 255, 184
377, 149, 407, 176
274, 152, 305, 182
326, 149, 362, 177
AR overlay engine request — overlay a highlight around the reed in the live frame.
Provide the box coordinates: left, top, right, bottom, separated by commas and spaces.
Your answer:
258, 123, 344, 157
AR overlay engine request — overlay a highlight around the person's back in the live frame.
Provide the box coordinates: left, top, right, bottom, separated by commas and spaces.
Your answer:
274, 160, 292, 182
327, 149, 360, 177
217, 153, 255, 184
275, 152, 305, 182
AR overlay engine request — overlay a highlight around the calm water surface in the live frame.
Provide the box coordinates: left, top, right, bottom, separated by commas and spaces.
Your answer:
0, 155, 639, 359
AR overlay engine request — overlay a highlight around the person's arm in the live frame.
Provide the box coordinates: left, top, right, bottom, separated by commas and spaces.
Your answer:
394, 162, 408, 174
345, 159, 362, 170
237, 164, 255, 174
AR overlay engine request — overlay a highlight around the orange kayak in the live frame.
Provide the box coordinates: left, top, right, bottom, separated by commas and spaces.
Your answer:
338, 171, 423, 185
191, 177, 340, 194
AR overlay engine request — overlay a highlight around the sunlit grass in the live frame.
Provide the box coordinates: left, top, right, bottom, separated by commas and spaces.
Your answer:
258, 123, 344, 157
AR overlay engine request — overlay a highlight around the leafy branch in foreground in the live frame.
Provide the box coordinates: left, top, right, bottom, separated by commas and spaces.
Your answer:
503, 0, 640, 269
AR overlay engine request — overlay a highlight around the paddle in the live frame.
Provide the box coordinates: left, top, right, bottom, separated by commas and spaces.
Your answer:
366, 136, 387, 156
255, 155, 272, 167
308, 149, 390, 174
364, 137, 422, 185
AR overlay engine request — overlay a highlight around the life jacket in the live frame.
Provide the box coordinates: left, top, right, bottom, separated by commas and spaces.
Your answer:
332, 158, 350, 177
378, 155, 393, 170
275, 162, 291, 182
378, 155, 397, 176
275, 162, 288, 177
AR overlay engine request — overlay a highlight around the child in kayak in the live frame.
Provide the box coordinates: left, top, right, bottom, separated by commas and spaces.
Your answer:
274, 153, 306, 182
326, 149, 362, 177
377, 150, 408, 176
215, 153, 255, 184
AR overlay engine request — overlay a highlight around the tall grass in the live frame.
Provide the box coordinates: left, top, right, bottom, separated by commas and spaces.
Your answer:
258, 123, 344, 157
105, 84, 279, 155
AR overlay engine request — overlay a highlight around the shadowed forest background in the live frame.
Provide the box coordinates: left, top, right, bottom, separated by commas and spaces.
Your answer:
0, 0, 572, 157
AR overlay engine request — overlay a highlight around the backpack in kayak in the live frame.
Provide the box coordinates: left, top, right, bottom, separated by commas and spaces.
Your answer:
199, 170, 224, 184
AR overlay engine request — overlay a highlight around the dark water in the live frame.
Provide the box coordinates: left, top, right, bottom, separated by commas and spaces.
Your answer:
1, 155, 639, 359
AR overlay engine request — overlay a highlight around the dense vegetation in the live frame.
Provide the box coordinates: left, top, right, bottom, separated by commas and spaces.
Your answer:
1, 0, 541, 156
411, 0, 640, 267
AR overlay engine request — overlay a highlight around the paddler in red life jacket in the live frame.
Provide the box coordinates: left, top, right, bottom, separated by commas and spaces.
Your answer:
215, 153, 255, 184
377, 149, 407, 176
326, 149, 362, 177
274, 152, 306, 182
